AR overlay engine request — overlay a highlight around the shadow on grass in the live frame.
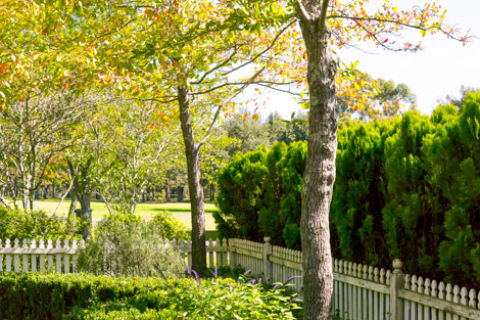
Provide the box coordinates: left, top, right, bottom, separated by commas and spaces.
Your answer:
149, 208, 219, 214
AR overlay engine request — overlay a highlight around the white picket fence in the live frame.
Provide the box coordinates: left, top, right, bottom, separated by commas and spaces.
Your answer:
228, 237, 480, 320
169, 238, 229, 268
0, 238, 84, 273
0, 238, 229, 273
2, 237, 480, 320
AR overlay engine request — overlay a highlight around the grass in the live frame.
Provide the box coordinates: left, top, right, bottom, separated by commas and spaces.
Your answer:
13, 198, 219, 231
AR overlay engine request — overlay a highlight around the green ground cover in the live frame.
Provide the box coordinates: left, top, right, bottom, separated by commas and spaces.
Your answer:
11, 199, 218, 231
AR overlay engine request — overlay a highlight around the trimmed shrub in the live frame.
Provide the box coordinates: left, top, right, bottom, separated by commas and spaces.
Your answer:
147, 211, 191, 240
0, 272, 301, 320
0, 207, 82, 241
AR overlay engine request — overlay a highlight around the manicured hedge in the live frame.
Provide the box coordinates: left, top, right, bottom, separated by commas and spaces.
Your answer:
0, 272, 301, 320
216, 92, 480, 287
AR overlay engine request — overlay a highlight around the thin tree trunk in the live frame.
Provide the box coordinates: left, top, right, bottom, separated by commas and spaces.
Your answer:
178, 85, 207, 275
43, 185, 48, 199
210, 184, 215, 202
177, 186, 184, 202
68, 192, 77, 217
165, 184, 171, 202
77, 193, 92, 240
298, 1, 337, 319
0, 193, 10, 209
53, 180, 75, 216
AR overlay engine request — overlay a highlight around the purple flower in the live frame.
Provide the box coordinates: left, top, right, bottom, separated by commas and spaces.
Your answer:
248, 279, 256, 285
210, 266, 218, 278
191, 269, 201, 286
283, 276, 302, 286
243, 270, 251, 276
289, 297, 301, 305
272, 283, 282, 290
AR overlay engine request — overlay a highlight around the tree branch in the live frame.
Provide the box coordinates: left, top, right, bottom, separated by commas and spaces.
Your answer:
191, 46, 240, 85
297, 0, 311, 21
197, 67, 265, 148
223, 19, 297, 76
329, 13, 470, 44
319, 0, 331, 30
190, 79, 296, 96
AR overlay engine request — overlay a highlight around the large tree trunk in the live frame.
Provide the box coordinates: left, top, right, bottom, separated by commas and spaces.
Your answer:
298, 1, 337, 319
178, 85, 207, 275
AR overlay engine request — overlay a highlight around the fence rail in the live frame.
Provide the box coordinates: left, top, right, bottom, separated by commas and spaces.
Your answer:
2, 237, 480, 320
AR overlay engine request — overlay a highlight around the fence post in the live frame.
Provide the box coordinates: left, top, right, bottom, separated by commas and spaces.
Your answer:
263, 237, 273, 282
390, 259, 404, 320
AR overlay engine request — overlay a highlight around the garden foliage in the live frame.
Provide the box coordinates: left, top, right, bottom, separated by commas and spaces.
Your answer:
216, 92, 480, 286
77, 213, 186, 278
0, 207, 82, 241
0, 272, 301, 320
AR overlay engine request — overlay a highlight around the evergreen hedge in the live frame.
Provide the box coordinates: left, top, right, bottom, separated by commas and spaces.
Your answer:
215, 92, 480, 286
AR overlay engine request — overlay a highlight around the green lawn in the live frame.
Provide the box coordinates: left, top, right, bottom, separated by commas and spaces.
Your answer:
19, 199, 218, 231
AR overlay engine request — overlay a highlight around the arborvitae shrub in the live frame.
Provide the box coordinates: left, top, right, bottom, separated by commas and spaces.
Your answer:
215, 146, 269, 241
216, 93, 480, 286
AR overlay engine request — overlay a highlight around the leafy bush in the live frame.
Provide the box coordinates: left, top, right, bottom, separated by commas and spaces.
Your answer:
0, 272, 301, 320
0, 207, 82, 241
77, 213, 184, 278
147, 211, 190, 240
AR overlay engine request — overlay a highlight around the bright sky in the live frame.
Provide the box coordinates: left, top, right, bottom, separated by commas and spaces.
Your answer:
254, 0, 480, 119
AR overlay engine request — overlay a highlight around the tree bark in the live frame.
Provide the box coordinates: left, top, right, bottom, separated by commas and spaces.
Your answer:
298, 1, 337, 319
165, 184, 171, 202
177, 186, 184, 202
210, 184, 215, 202
68, 192, 77, 217
77, 193, 92, 240
0, 192, 10, 209
43, 185, 48, 199
178, 85, 207, 275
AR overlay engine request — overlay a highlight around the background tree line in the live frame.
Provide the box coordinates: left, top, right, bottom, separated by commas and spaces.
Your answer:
0, 93, 227, 212
215, 91, 480, 287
